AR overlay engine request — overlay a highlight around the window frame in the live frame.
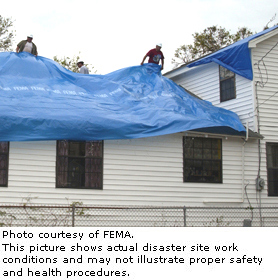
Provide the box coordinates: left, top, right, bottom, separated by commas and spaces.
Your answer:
0, 142, 9, 187
56, 140, 103, 190
183, 136, 223, 183
219, 65, 236, 102
266, 142, 278, 197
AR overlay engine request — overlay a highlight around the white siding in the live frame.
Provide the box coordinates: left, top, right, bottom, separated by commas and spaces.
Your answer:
169, 63, 255, 130
171, 64, 220, 103
250, 33, 278, 204
0, 134, 267, 207
160, 31, 278, 207
252, 33, 278, 138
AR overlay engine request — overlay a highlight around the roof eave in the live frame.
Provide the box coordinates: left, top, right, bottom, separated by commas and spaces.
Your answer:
183, 128, 263, 140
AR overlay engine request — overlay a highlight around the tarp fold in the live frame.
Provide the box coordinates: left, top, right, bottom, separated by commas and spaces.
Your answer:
187, 25, 278, 80
0, 52, 245, 141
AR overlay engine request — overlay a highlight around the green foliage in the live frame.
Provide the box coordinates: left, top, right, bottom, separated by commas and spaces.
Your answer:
0, 15, 15, 51
0, 210, 16, 227
173, 45, 195, 67
204, 216, 231, 227
70, 201, 86, 216
53, 54, 80, 73
191, 26, 234, 57
172, 25, 253, 68
232, 27, 253, 41
53, 53, 96, 73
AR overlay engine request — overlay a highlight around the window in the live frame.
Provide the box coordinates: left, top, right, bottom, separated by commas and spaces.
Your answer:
0, 142, 9, 187
183, 137, 222, 183
219, 66, 236, 102
266, 143, 278, 196
56, 140, 103, 189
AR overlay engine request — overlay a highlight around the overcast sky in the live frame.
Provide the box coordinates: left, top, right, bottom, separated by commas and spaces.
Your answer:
2, 0, 278, 74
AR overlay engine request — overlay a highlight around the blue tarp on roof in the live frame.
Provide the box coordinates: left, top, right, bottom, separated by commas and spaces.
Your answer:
0, 52, 245, 141
187, 25, 278, 80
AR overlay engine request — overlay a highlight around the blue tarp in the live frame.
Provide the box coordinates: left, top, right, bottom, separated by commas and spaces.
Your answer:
187, 25, 278, 80
0, 51, 245, 141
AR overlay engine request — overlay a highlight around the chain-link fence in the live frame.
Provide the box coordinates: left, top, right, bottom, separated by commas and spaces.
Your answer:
0, 204, 278, 227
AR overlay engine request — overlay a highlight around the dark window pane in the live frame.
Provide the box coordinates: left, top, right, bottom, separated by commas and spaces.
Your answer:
0, 155, 8, 169
212, 161, 222, 182
183, 137, 194, 149
203, 161, 212, 174
221, 78, 235, 101
69, 142, 85, 157
212, 149, 221, 160
57, 157, 68, 173
0, 142, 9, 153
86, 141, 103, 157
56, 140, 103, 189
184, 148, 193, 158
267, 143, 278, 196
203, 149, 211, 159
0, 170, 7, 186
268, 180, 278, 196
194, 148, 202, 159
85, 158, 102, 173
68, 158, 85, 188
57, 141, 68, 156
184, 159, 194, 167
57, 172, 68, 187
0, 142, 9, 187
203, 138, 211, 148
183, 137, 222, 183
194, 138, 202, 148
268, 168, 278, 181
220, 66, 235, 102
85, 172, 102, 189
212, 139, 221, 149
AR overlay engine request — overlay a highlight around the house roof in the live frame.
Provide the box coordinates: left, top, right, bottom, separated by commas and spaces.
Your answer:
165, 25, 278, 80
0, 52, 246, 141
178, 86, 263, 139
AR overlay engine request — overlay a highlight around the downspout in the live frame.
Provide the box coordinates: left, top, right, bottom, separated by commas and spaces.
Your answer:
254, 82, 263, 226
241, 122, 249, 202
255, 82, 262, 181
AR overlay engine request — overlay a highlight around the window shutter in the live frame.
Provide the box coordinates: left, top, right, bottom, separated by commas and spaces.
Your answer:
0, 142, 9, 186
57, 141, 68, 187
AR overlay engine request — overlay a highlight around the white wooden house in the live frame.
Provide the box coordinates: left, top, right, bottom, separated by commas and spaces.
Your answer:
0, 26, 277, 211
164, 25, 278, 208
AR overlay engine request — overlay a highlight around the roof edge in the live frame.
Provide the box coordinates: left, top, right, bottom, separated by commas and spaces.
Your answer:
184, 127, 263, 139
249, 27, 278, 48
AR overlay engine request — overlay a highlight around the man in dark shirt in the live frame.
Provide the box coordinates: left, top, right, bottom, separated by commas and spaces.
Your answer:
141, 43, 164, 70
16, 35, 38, 56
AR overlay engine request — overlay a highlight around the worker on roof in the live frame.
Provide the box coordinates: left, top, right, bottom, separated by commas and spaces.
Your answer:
16, 35, 38, 56
141, 43, 164, 70
77, 61, 89, 74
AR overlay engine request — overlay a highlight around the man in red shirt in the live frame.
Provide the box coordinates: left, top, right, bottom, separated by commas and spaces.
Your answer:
141, 43, 164, 70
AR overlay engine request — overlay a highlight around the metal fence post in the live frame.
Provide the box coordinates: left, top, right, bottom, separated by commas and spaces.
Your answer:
183, 206, 186, 227
72, 204, 75, 227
